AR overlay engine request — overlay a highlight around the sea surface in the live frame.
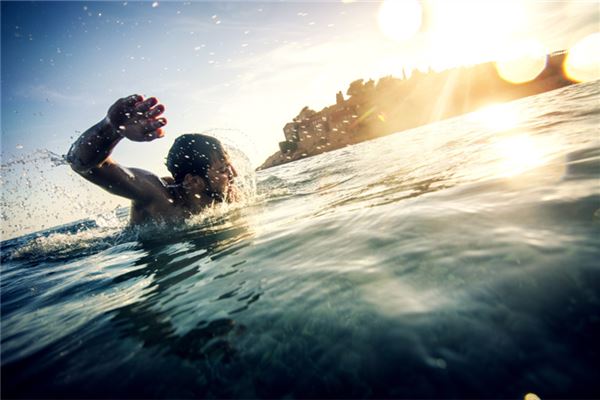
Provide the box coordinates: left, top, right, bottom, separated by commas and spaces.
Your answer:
2, 81, 599, 398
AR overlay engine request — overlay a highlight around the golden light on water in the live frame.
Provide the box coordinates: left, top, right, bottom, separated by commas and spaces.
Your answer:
495, 40, 548, 84
564, 32, 600, 83
470, 103, 520, 132
471, 104, 547, 177
470, 104, 559, 178
493, 134, 546, 177
378, 0, 422, 42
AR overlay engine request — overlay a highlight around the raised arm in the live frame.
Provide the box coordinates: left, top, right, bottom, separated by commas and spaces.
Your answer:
66, 95, 169, 203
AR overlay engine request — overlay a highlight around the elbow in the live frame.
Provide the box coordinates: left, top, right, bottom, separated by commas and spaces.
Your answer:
66, 143, 92, 175
66, 146, 83, 173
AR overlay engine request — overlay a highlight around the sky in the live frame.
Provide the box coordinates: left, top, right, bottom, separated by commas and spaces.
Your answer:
1, 0, 598, 239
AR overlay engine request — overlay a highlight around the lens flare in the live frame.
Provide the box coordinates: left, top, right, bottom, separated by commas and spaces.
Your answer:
425, 0, 527, 69
378, 0, 422, 42
495, 40, 547, 84
564, 32, 600, 83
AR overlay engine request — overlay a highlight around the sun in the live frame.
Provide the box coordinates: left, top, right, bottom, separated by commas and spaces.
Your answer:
378, 0, 423, 42
425, 0, 527, 70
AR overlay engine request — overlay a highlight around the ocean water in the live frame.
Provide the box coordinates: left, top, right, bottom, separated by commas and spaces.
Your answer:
2, 81, 599, 398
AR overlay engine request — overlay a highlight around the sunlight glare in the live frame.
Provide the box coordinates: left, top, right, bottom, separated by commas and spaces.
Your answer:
495, 39, 547, 84
426, 0, 526, 69
493, 134, 545, 177
378, 0, 422, 42
564, 32, 600, 83
470, 103, 520, 132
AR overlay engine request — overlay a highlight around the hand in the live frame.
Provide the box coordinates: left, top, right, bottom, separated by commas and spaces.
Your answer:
106, 94, 167, 142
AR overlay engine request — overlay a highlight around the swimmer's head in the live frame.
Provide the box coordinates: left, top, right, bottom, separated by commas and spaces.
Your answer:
166, 133, 236, 200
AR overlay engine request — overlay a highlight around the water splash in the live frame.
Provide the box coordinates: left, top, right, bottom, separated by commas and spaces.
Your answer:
9, 226, 126, 263
1, 148, 125, 239
198, 128, 258, 200
1, 149, 67, 169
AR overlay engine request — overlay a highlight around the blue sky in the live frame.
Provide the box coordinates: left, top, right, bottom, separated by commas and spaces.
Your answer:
1, 0, 598, 238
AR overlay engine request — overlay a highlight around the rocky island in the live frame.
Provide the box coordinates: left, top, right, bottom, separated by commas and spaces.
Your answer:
258, 51, 576, 170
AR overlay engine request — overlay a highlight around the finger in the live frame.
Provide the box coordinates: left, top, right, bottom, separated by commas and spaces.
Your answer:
134, 97, 158, 113
142, 127, 166, 141
123, 94, 143, 106
143, 117, 167, 132
146, 104, 165, 118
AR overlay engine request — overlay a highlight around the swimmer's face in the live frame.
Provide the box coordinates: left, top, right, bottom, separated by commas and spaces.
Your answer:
206, 157, 237, 199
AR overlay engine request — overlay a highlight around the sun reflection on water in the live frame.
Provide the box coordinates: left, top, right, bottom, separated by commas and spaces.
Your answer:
469, 104, 551, 178
492, 134, 546, 177
469, 103, 521, 132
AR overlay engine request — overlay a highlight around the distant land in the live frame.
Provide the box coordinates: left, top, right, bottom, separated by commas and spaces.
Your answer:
258, 51, 576, 170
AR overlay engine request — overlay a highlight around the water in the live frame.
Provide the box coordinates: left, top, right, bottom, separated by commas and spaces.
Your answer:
2, 81, 599, 398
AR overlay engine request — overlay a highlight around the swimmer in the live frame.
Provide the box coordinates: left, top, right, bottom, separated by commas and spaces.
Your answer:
67, 94, 238, 225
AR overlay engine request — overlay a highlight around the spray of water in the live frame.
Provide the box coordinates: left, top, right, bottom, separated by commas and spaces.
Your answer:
1, 148, 127, 240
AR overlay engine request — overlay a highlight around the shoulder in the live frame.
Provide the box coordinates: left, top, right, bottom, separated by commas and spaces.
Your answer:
123, 167, 174, 204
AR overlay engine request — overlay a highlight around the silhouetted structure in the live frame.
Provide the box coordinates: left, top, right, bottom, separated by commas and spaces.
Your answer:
259, 51, 575, 170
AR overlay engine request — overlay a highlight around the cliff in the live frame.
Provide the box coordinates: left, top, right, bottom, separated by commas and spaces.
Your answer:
258, 51, 575, 170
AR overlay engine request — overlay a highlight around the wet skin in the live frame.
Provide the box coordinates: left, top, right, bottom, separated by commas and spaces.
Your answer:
67, 94, 238, 226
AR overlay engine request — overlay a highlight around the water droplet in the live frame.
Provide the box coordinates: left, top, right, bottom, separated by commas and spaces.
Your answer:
16, 144, 23, 149
152, 1, 159, 8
